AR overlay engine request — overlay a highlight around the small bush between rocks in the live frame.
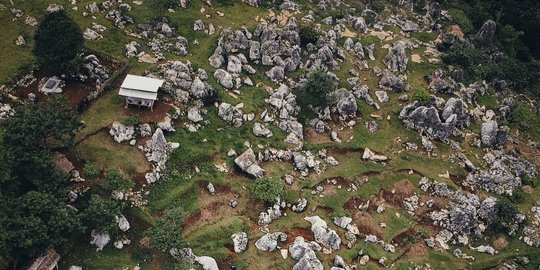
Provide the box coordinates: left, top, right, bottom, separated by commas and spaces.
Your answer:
299, 23, 320, 47
249, 177, 284, 203
411, 87, 431, 105
83, 162, 100, 180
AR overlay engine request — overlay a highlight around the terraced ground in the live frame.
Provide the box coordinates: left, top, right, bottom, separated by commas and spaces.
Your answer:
1, 0, 540, 269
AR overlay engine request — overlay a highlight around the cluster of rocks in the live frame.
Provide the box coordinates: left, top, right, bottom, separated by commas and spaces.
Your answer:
258, 198, 283, 225
81, 54, 110, 83
399, 97, 470, 142
158, 61, 215, 104
464, 151, 537, 195
304, 216, 341, 252
208, 19, 302, 84
105, 3, 133, 28
289, 236, 323, 270
217, 102, 244, 127
83, 23, 107, 40
90, 214, 131, 251
266, 84, 304, 144
522, 200, 540, 247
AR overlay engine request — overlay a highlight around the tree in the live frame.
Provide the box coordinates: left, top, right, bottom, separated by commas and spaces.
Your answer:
34, 10, 83, 74
101, 168, 134, 192
1, 96, 83, 195
298, 70, 337, 108
1, 191, 82, 258
249, 177, 284, 203
147, 207, 185, 252
82, 194, 122, 234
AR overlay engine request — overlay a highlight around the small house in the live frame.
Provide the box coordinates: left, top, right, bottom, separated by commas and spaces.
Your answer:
118, 74, 164, 111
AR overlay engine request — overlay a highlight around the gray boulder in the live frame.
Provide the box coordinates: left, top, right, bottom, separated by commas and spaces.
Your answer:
255, 232, 287, 252
399, 102, 456, 141
441, 98, 470, 128
375, 91, 389, 103
480, 121, 508, 149
379, 70, 406, 92
266, 66, 285, 81
429, 2, 442, 20
253, 122, 273, 138
383, 42, 408, 72
333, 89, 357, 117
477, 20, 496, 45
231, 232, 248, 253
218, 102, 243, 127
227, 55, 242, 73
234, 148, 264, 178
90, 230, 110, 251
214, 69, 234, 89
351, 17, 367, 33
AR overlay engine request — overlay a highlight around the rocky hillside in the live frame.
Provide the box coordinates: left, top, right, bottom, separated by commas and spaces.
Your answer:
1, 0, 540, 269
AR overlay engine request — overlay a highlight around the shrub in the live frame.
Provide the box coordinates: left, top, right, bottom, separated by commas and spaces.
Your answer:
122, 115, 140, 126
249, 177, 284, 203
522, 175, 538, 187
299, 24, 320, 47
147, 207, 185, 252
511, 103, 538, 131
297, 70, 337, 108
84, 162, 100, 180
411, 88, 431, 105
369, 0, 385, 13
101, 168, 134, 191
496, 198, 518, 225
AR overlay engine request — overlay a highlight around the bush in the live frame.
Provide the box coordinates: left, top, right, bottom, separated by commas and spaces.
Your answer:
249, 177, 284, 203
299, 24, 320, 47
147, 207, 185, 252
369, 0, 385, 13
411, 88, 431, 105
496, 198, 518, 225
511, 103, 538, 131
101, 168, 134, 192
84, 162, 100, 180
34, 10, 83, 75
522, 175, 538, 187
122, 115, 140, 126
297, 70, 337, 108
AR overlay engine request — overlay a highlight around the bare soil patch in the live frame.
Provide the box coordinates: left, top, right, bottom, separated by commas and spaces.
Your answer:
406, 242, 428, 258
182, 184, 242, 234
382, 180, 414, 206
493, 236, 508, 250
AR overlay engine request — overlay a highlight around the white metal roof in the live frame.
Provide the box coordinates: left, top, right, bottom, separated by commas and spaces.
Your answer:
120, 74, 164, 93
119, 88, 158, 100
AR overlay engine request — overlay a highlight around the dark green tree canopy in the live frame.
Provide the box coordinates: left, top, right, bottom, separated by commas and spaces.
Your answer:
2, 192, 83, 257
298, 70, 337, 108
33, 10, 83, 74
